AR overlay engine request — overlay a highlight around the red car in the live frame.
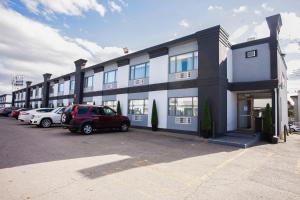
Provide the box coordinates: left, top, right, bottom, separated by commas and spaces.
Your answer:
11, 108, 30, 119
61, 104, 130, 134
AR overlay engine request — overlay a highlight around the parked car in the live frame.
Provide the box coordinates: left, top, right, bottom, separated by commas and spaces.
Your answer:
61, 104, 130, 134
0, 107, 18, 117
30, 107, 65, 128
19, 108, 54, 123
11, 108, 30, 119
289, 124, 300, 132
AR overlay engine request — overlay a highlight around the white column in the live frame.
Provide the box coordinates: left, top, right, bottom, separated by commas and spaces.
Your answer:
117, 65, 129, 88
117, 94, 128, 116
149, 55, 169, 84
93, 72, 103, 91
148, 90, 168, 128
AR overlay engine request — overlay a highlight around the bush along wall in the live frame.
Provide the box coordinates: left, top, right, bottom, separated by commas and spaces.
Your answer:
262, 103, 273, 142
117, 101, 122, 115
201, 97, 212, 138
151, 99, 158, 131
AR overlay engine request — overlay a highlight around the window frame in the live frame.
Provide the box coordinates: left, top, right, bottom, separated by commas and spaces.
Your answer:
104, 70, 117, 84
169, 51, 198, 74
129, 62, 150, 80
168, 97, 198, 117
58, 83, 64, 93
69, 80, 75, 91
84, 75, 94, 89
128, 99, 148, 115
245, 50, 257, 58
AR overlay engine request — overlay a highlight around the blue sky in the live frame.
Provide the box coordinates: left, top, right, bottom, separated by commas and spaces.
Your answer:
0, 0, 300, 94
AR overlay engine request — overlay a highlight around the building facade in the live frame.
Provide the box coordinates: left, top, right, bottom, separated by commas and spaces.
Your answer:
11, 14, 288, 140
0, 94, 12, 108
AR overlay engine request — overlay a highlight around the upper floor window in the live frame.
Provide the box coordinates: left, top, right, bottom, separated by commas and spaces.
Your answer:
84, 76, 94, 88
49, 85, 54, 94
130, 62, 149, 80
69, 80, 75, 91
30, 89, 33, 97
103, 100, 117, 111
128, 99, 148, 115
104, 70, 117, 84
169, 51, 198, 74
168, 97, 198, 116
58, 83, 64, 93
245, 50, 257, 58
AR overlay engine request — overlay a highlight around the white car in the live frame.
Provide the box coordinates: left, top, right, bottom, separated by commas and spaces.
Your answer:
289, 124, 300, 132
30, 107, 65, 128
19, 108, 54, 123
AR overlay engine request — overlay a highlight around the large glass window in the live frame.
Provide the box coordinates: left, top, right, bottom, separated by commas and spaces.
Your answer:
49, 85, 54, 94
104, 70, 117, 84
129, 62, 149, 80
103, 100, 117, 111
128, 99, 148, 115
169, 51, 198, 73
69, 80, 75, 91
84, 76, 94, 88
168, 97, 198, 116
58, 83, 64, 93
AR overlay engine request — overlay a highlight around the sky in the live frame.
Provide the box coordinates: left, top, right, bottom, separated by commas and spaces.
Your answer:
0, 0, 300, 95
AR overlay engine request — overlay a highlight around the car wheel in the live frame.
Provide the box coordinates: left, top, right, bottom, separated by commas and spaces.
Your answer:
291, 128, 295, 132
82, 123, 93, 135
40, 118, 52, 128
120, 123, 129, 132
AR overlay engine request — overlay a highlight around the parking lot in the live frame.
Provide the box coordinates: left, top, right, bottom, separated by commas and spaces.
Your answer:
0, 117, 300, 200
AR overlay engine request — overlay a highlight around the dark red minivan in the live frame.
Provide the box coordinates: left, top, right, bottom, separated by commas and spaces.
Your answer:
61, 104, 130, 134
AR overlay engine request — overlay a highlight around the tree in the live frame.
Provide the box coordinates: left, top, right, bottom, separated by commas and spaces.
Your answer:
151, 99, 158, 131
201, 97, 212, 138
263, 103, 272, 142
117, 101, 122, 115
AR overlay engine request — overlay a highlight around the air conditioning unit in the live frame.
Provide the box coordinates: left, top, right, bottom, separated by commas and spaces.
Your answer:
133, 79, 144, 86
133, 115, 142, 121
106, 84, 113, 89
175, 117, 192, 124
175, 71, 192, 79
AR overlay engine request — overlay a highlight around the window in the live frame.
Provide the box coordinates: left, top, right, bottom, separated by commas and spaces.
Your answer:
49, 85, 54, 94
128, 99, 148, 115
245, 50, 257, 58
58, 83, 64, 93
130, 62, 149, 80
169, 51, 198, 73
168, 97, 198, 116
103, 107, 116, 116
84, 76, 94, 88
104, 70, 117, 84
78, 106, 89, 115
103, 100, 117, 111
69, 80, 75, 91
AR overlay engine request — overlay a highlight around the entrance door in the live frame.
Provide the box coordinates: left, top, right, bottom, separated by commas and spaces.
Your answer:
238, 95, 253, 130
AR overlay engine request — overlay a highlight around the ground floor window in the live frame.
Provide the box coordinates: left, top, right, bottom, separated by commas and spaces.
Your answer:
168, 97, 198, 116
103, 100, 117, 111
128, 99, 148, 115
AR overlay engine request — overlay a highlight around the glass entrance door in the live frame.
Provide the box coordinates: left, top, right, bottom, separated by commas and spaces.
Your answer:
238, 95, 253, 130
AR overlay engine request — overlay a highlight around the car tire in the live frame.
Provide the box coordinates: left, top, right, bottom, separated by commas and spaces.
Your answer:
40, 118, 52, 128
291, 128, 295, 132
81, 123, 93, 135
120, 123, 129, 132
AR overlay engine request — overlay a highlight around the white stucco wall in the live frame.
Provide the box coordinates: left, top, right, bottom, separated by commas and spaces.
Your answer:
148, 90, 168, 128
116, 94, 128, 116
227, 90, 237, 131
93, 96, 102, 106
117, 65, 129, 88
226, 48, 233, 82
149, 55, 168, 84
93, 72, 103, 91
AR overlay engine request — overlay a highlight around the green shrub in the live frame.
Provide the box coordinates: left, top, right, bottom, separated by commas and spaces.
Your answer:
263, 103, 272, 142
117, 101, 122, 115
202, 97, 212, 138
151, 100, 158, 131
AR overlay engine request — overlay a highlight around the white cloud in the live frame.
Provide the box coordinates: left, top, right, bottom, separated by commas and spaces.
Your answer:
208, 5, 223, 11
261, 3, 274, 12
20, 0, 106, 17
253, 12, 300, 40
254, 10, 261, 15
179, 19, 189, 28
229, 25, 249, 43
284, 43, 300, 54
0, 5, 124, 94
233, 6, 247, 14
109, 0, 122, 13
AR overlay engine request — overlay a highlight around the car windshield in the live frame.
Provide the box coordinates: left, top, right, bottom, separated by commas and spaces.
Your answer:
51, 107, 61, 113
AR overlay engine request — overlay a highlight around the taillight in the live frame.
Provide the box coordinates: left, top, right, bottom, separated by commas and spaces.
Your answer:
71, 106, 78, 119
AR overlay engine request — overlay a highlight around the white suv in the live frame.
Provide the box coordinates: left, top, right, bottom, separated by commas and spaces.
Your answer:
30, 107, 65, 128
19, 108, 54, 123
